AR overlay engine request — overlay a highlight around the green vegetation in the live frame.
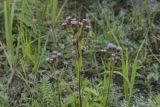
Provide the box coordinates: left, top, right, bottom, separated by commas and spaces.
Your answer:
0, 0, 160, 107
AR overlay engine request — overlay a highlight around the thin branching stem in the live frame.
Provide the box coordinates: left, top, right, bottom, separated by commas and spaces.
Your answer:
106, 59, 114, 105
76, 41, 82, 107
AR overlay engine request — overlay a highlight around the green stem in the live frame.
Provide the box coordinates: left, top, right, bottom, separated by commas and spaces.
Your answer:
78, 68, 82, 107
56, 75, 61, 107
106, 59, 114, 105
77, 47, 82, 107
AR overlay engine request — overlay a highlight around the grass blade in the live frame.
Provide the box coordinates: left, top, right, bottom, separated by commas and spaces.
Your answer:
129, 38, 146, 101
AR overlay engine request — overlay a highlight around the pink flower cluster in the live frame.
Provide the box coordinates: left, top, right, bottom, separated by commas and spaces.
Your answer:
46, 51, 62, 64
101, 43, 122, 53
107, 43, 122, 51
111, 54, 121, 62
62, 16, 91, 32
101, 43, 122, 61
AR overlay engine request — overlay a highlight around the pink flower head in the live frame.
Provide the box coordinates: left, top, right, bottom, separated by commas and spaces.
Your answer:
115, 56, 121, 61
71, 20, 78, 25
107, 43, 117, 49
51, 54, 58, 59
52, 51, 58, 55
71, 17, 77, 21
63, 61, 69, 66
